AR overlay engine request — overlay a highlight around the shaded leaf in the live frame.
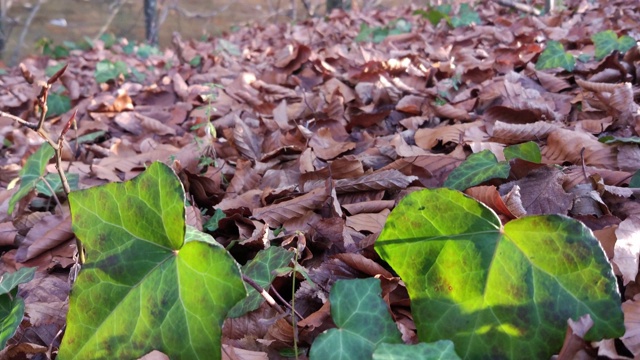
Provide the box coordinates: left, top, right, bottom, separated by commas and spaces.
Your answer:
8, 143, 55, 215
228, 247, 293, 317
450, 4, 481, 28
444, 150, 510, 191
375, 188, 624, 359
309, 278, 402, 360
46, 92, 71, 118
592, 30, 619, 60
60, 162, 246, 360
36, 172, 79, 196
0, 267, 35, 349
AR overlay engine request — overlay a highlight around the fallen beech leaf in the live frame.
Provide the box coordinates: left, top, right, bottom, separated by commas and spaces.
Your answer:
613, 215, 640, 285
500, 167, 573, 215
15, 211, 73, 263
253, 187, 329, 227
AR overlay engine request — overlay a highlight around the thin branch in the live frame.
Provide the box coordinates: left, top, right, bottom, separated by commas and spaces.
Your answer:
166, 3, 230, 20
241, 274, 286, 315
0, 110, 37, 129
93, 0, 124, 41
494, 0, 541, 15
10, 0, 43, 65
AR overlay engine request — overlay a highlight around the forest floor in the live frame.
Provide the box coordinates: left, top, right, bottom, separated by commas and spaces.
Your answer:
2, 0, 640, 358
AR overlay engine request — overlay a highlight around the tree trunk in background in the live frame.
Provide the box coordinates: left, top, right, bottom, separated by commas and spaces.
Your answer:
144, 0, 158, 45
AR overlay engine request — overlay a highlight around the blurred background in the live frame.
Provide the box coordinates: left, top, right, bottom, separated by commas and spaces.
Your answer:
0, 0, 425, 64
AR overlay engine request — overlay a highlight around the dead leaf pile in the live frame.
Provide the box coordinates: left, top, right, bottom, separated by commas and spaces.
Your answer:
2, 0, 640, 357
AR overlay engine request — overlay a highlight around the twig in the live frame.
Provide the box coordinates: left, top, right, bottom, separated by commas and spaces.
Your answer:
165, 3, 230, 20
93, 0, 124, 41
10, 0, 43, 65
11, 63, 85, 265
39, 175, 63, 212
270, 284, 304, 320
241, 274, 286, 314
494, 0, 541, 15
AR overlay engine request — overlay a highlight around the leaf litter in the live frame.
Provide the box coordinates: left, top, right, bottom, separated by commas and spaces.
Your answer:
2, 0, 640, 358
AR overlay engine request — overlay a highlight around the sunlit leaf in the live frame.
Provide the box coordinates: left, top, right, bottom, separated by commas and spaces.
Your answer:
376, 188, 625, 359
60, 162, 246, 360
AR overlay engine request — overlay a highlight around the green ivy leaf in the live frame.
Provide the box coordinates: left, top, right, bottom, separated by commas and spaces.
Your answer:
503, 142, 541, 163
617, 35, 636, 53
45, 63, 66, 77
309, 278, 402, 360
60, 162, 246, 360
536, 41, 575, 71
372, 341, 461, 360
593, 30, 620, 60
35, 172, 79, 196
94, 60, 129, 83
413, 9, 450, 27
47, 92, 71, 118
0, 267, 35, 348
355, 23, 374, 42
8, 143, 55, 215
630, 170, 640, 188
451, 4, 481, 28
598, 135, 640, 144
443, 150, 510, 191
591, 30, 636, 60
375, 188, 625, 359
203, 208, 226, 232
228, 247, 293, 317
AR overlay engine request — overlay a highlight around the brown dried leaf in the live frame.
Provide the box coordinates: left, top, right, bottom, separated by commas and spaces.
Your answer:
16, 212, 73, 262
500, 167, 573, 215
253, 187, 329, 227
614, 215, 640, 285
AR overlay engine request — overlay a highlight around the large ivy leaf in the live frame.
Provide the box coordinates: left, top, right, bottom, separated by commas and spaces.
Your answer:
309, 278, 402, 360
443, 150, 509, 191
228, 246, 293, 317
8, 143, 55, 215
0, 267, 36, 348
59, 162, 246, 360
375, 188, 624, 359
536, 40, 575, 71
372, 341, 461, 360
